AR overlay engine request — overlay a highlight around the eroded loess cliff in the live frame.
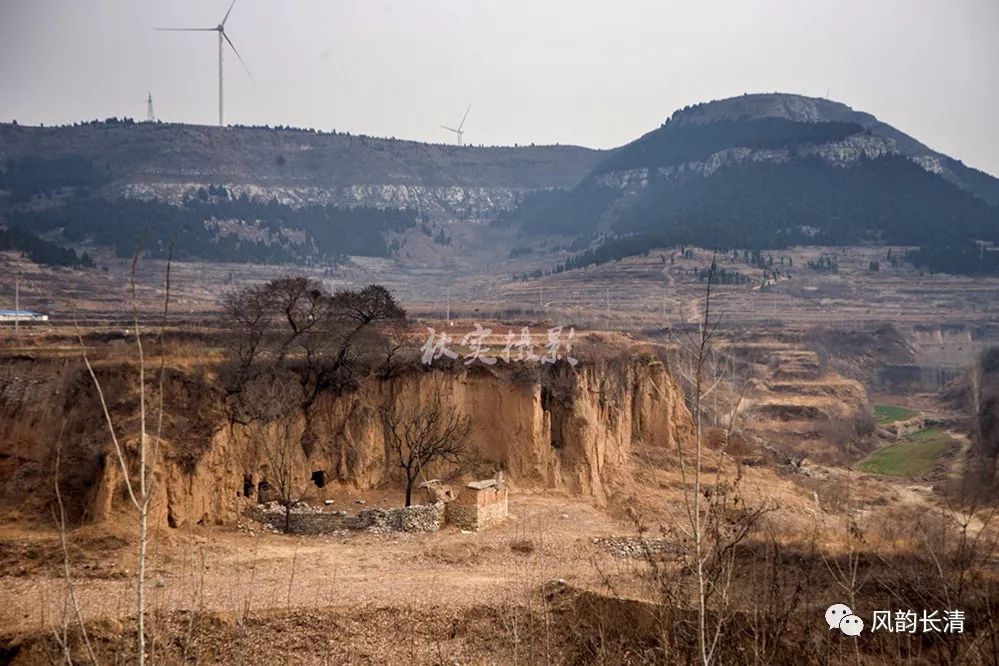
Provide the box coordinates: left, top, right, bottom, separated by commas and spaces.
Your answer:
0, 352, 691, 528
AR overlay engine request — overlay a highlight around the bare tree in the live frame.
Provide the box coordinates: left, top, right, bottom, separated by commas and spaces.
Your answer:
76, 249, 172, 666
219, 279, 410, 530
220, 280, 278, 385
223, 280, 405, 378
655, 254, 770, 664
221, 279, 407, 439
381, 387, 471, 506
241, 369, 306, 532
675, 254, 723, 664
369, 318, 414, 379
51, 423, 99, 665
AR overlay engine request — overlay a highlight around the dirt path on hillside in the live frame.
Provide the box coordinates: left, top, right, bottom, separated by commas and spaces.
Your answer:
869, 429, 992, 539
891, 480, 992, 540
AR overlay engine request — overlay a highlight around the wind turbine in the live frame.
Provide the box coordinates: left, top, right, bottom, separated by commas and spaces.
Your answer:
441, 104, 471, 146
156, 0, 252, 127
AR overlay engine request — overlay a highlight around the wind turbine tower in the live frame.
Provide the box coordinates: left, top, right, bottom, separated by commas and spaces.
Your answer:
441, 104, 471, 146
157, 0, 252, 127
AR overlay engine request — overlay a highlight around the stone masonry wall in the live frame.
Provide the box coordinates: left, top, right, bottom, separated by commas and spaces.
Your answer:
252, 502, 444, 534
354, 502, 445, 533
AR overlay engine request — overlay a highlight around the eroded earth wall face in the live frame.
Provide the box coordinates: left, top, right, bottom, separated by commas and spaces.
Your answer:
0, 357, 691, 528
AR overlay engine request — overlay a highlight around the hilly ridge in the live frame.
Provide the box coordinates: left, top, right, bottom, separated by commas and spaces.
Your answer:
503, 93, 999, 275
0, 121, 605, 265
0, 120, 604, 212
2, 93, 998, 273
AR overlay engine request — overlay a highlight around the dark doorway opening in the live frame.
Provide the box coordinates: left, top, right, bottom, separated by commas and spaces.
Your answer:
311, 470, 327, 488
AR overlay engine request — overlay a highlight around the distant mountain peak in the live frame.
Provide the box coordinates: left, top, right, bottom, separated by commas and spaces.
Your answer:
504, 94, 999, 275
668, 92, 858, 127
658, 92, 999, 204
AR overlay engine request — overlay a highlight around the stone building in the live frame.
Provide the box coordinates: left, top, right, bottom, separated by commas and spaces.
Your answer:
445, 479, 509, 531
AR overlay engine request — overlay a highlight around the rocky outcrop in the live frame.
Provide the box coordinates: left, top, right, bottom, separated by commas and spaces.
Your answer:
119, 182, 530, 221
594, 134, 896, 194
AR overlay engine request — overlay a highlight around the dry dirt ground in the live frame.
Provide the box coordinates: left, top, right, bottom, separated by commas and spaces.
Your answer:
0, 494, 630, 635
0, 454, 837, 655
0, 491, 686, 663
1, 440, 997, 663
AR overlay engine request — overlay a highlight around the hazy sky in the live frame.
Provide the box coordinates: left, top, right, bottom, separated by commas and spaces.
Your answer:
1, 0, 997, 175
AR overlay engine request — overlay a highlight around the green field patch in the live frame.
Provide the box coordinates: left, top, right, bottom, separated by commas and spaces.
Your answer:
874, 403, 919, 425
858, 428, 954, 477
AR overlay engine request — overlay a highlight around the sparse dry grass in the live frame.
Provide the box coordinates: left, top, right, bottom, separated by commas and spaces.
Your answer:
2, 441, 996, 665
3, 252, 997, 663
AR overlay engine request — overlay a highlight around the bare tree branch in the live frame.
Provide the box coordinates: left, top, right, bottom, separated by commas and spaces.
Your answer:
381, 384, 470, 506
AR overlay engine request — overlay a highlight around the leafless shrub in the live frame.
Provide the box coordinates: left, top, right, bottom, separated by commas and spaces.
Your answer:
509, 361, 541, 385
241, 368, 306, 532
50, 424, 99, 665
639, 254, 775, 665
510, 538, 536, 555
864, 503, 999, 665
75, 247, 173, 666
965, 347, 999, 498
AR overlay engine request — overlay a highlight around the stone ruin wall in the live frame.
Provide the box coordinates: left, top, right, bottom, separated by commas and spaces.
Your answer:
252, 502, 445, 534
251, 485, 509, 535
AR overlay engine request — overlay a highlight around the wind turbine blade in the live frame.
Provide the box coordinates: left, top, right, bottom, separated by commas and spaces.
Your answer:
223, 31, 253, 78
155, 27, 218, 31
221, 0, 238, 26
441, 126, 458, 132
458, 103, 471, 131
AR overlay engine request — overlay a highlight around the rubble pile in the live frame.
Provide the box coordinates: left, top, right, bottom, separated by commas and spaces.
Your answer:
592, 536, 678, 559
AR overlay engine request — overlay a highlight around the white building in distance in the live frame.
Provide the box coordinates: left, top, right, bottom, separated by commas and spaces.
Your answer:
0, 310, 49, 323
